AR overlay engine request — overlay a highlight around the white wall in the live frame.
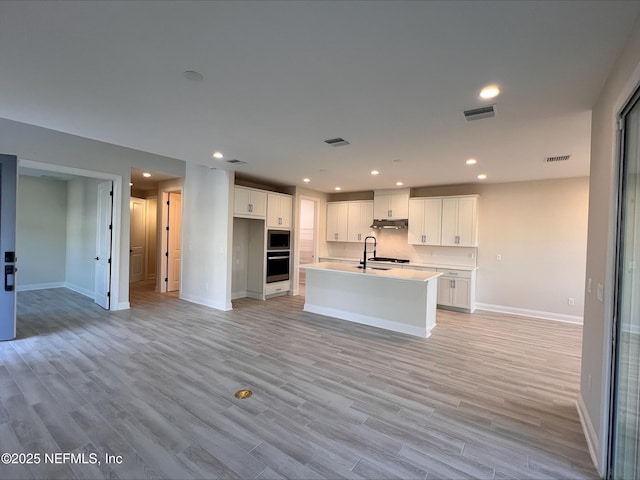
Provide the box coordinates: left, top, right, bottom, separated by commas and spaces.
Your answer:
0, 117, 185, 308
181, 164, 233, 310
579, 16, 640, 475
65, 177, 100, 297
325, 177, 589, 322
16, 175, 67, 289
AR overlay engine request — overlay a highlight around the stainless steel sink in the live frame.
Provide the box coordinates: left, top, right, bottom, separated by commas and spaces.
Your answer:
356, 265, 390, 271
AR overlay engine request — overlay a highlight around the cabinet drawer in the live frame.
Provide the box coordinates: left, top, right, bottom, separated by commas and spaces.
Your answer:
265, 281, 290, 295
437, 269, 472, 279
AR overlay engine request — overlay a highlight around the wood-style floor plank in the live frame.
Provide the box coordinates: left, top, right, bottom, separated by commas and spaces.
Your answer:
0, 282, 599, 479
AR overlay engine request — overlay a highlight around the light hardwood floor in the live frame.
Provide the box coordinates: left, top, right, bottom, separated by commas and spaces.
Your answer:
1, 284, 598, 479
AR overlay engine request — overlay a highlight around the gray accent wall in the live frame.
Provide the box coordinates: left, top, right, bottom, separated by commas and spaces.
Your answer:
16, 175, 68, 288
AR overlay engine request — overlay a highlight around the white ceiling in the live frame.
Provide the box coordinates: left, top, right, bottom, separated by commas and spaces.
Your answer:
2, 1, 639, 193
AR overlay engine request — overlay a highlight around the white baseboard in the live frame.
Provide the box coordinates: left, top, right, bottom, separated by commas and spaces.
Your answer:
232, 290, 246, 300
303, 303, 429, 338
114, 302, 130, 311
181, 293, 232, 311
476, 303, 583, 324
64, 282, 95, 299
17, 282, 65, 292
577, 393, 602, 476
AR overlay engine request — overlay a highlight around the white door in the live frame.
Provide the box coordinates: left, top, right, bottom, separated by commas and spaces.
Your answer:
94, 181, 113, 309
167, 192, 181, 292
129, 197, 146, 283
0, 154, 18, 341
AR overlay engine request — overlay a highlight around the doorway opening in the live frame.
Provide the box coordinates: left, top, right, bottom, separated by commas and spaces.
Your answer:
16, 159, 122, 310
297, 197, 318, 292
129, 168, 183, 298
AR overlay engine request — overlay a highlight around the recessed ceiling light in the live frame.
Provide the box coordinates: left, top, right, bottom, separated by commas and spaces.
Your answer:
183, 70, 204, 81
466, 158, 477, 165
480, 85, 500, 99
371, 170, 380, 176
303, 178, 310, 183
335, 186, 342, 191
396, 181, 404, 186
142, 172, 151, 178
213, 152, 224, 159
477, 174, 487, 180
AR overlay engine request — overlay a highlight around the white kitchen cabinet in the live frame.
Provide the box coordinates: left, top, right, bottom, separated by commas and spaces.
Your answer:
373, 190, 409, 220
267, 192, 292, 229
234, 186, 266, 219
436, 268, 476, 312
441, 195, 478, 247
408, 198, 442, 245
326, 202, 349, 242
347, 201, 374, 242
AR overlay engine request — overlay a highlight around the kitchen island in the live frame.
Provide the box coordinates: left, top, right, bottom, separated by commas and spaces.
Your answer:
301, 262, 442, 338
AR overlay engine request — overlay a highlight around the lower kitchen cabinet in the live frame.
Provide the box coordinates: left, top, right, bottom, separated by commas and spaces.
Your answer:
436, 268, 476, 312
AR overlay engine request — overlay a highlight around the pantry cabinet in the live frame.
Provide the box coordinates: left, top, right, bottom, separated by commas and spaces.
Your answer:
267, 192, 292, 229
234, 186, 267, 219
408, 198, 442, 245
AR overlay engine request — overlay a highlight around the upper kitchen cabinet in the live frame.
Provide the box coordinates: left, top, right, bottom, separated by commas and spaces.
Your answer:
267, 192, 293, 229
408, 198, 442, 245
347, 201, 374, 242
441, 195, 478, 247
234, 186, 267, 219
373, 189, 410, 220
326, 202, 349, 242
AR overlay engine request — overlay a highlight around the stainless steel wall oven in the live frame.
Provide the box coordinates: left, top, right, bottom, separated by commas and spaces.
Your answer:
266, 251, 290, 283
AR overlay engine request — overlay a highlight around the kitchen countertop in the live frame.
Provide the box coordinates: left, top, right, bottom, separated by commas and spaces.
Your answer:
302, 262, 442, 283
318, 256, 478, 272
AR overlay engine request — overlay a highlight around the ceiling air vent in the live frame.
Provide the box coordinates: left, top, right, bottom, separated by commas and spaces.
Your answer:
226, 159, 247, 165
463, 105, 496, 121
545, 155, 571, 163
324, 137, 350, 147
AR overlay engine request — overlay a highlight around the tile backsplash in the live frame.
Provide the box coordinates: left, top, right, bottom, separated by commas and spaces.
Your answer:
325, 229, 477, 267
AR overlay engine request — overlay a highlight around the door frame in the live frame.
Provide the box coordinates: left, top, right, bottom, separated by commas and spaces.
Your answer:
18, 159, 124, 310
158, 186, 183, 293
294, 195, 319, 296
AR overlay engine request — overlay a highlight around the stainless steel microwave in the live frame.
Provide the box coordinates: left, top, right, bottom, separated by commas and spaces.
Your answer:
267, 229, 290, 251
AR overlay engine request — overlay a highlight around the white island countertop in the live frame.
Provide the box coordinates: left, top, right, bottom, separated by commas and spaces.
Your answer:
302, 262, 442, 282
301, 262, 442, 338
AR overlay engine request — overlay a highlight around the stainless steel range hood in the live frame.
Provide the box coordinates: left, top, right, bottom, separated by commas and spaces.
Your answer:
370, 219, 409, 229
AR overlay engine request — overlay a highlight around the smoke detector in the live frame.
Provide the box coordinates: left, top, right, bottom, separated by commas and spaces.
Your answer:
463, 105, 496, 121
324, 137, 350, 147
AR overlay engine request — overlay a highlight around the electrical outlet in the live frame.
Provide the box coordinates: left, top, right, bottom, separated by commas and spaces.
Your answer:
587, 277, 592, 293
568, 297, 575, 306
496, 253, 502, 261
597, 283, 604, 302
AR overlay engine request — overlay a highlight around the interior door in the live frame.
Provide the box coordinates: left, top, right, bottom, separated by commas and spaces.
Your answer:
0, 154, 18, 341
94, 181, 113, 309
129, 197, 146, 283
167, 192, 181, 292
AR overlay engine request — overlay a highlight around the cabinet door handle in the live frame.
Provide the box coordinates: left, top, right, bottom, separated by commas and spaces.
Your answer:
422, 234, 426, 243
248, 203, 253, 213
335, 233, 338, 240
388, 209, 392, 217
358, 233, 361, 241
451, 279, 455, 288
